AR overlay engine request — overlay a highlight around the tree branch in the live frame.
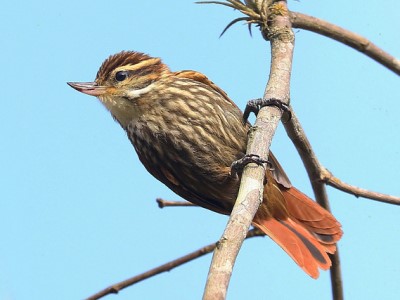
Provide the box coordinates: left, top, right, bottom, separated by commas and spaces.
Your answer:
284, 110, 344, 299
156, 168, 400, 209
203, 1, 294, 299
156, 198, 196, 208
86, 229, 264, 300
320, 168, 400, 205
290, 11, 400, 76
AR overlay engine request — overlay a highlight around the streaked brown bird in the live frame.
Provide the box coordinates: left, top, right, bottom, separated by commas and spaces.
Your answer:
68, 51, 342, 278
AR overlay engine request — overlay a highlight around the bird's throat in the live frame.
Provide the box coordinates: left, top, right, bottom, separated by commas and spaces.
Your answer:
98, 95, 141, 129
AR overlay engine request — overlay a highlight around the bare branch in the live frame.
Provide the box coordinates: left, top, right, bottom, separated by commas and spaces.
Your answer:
284, 105, 400, 296
199, 3, 400, 75
320, 169, 400, 205
329, 247, 344, 300
156, 198, 196, 208
283, 111, 344, 300
155, 168, 400, 209
203, 1, 294, 299
290, 12, 400, 76
283, 110, 400, 206
86, 229, 264, 300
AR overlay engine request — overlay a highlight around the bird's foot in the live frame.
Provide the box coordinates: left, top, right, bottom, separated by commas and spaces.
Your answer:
243, 98, 291, 123
230, 154, 271, 176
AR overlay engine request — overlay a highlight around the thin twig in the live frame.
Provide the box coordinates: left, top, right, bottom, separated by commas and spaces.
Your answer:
320, 168, 400, 205
156, 168, 400, 208
86, 229, 264, 300
283, 111, 343, 300
290, 11, 400, 76
203, 1, 294, 299
156, 198, 196, 208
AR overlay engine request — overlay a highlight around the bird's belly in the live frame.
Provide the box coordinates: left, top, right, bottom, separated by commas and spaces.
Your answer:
127, 121, 246, 214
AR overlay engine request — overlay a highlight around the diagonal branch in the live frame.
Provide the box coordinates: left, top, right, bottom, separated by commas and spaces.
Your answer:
290, 12, 400, 76
283, 111, 344, 300
200, 2, 399, 75
203, 1, 294, 299
283, 111, 400, 205
85, 229, 264, 300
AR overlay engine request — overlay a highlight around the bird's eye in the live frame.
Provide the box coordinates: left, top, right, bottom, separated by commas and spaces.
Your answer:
115, 71, 129, 82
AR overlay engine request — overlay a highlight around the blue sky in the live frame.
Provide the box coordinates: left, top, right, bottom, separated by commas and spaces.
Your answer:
1, 1, 399, 299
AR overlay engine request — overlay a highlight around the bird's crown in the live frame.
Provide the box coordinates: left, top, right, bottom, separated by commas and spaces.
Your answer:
95, 51, 169, 86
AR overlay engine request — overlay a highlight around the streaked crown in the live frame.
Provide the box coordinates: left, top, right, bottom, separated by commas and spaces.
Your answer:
95, 51, 170, 89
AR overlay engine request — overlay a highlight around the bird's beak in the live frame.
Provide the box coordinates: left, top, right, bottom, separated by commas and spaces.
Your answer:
67, 82, 107, 96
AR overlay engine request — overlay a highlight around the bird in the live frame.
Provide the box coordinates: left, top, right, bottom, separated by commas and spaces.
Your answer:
68, 51, 342, 278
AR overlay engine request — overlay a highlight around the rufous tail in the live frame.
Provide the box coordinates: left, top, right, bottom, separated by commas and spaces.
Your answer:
252, 187, 342, 279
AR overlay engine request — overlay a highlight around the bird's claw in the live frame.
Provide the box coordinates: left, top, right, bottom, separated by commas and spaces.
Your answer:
230, 154, 272, 176
243, 98, 292, 123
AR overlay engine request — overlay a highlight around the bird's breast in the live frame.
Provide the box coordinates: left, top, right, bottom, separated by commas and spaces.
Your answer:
125, 82, 249, 213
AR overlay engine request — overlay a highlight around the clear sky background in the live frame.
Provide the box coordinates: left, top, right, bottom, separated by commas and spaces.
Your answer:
1, 1, 399, 299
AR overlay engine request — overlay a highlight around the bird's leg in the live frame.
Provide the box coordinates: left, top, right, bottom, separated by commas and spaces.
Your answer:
230, 154, 272, 177
243, 98, 291, 123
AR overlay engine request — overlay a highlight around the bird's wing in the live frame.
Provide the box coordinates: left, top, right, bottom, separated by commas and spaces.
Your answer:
173, 70, 292, 189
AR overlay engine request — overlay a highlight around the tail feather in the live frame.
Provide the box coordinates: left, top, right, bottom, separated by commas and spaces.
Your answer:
254, 185, 342, 278
282, 187, 343, 241
253, 218, 331, 278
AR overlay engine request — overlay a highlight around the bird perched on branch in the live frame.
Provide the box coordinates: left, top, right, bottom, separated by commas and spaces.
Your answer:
68, 51, 342, 278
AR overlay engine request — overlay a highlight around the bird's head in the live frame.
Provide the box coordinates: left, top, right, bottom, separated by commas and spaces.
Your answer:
68, 51, 169, 128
